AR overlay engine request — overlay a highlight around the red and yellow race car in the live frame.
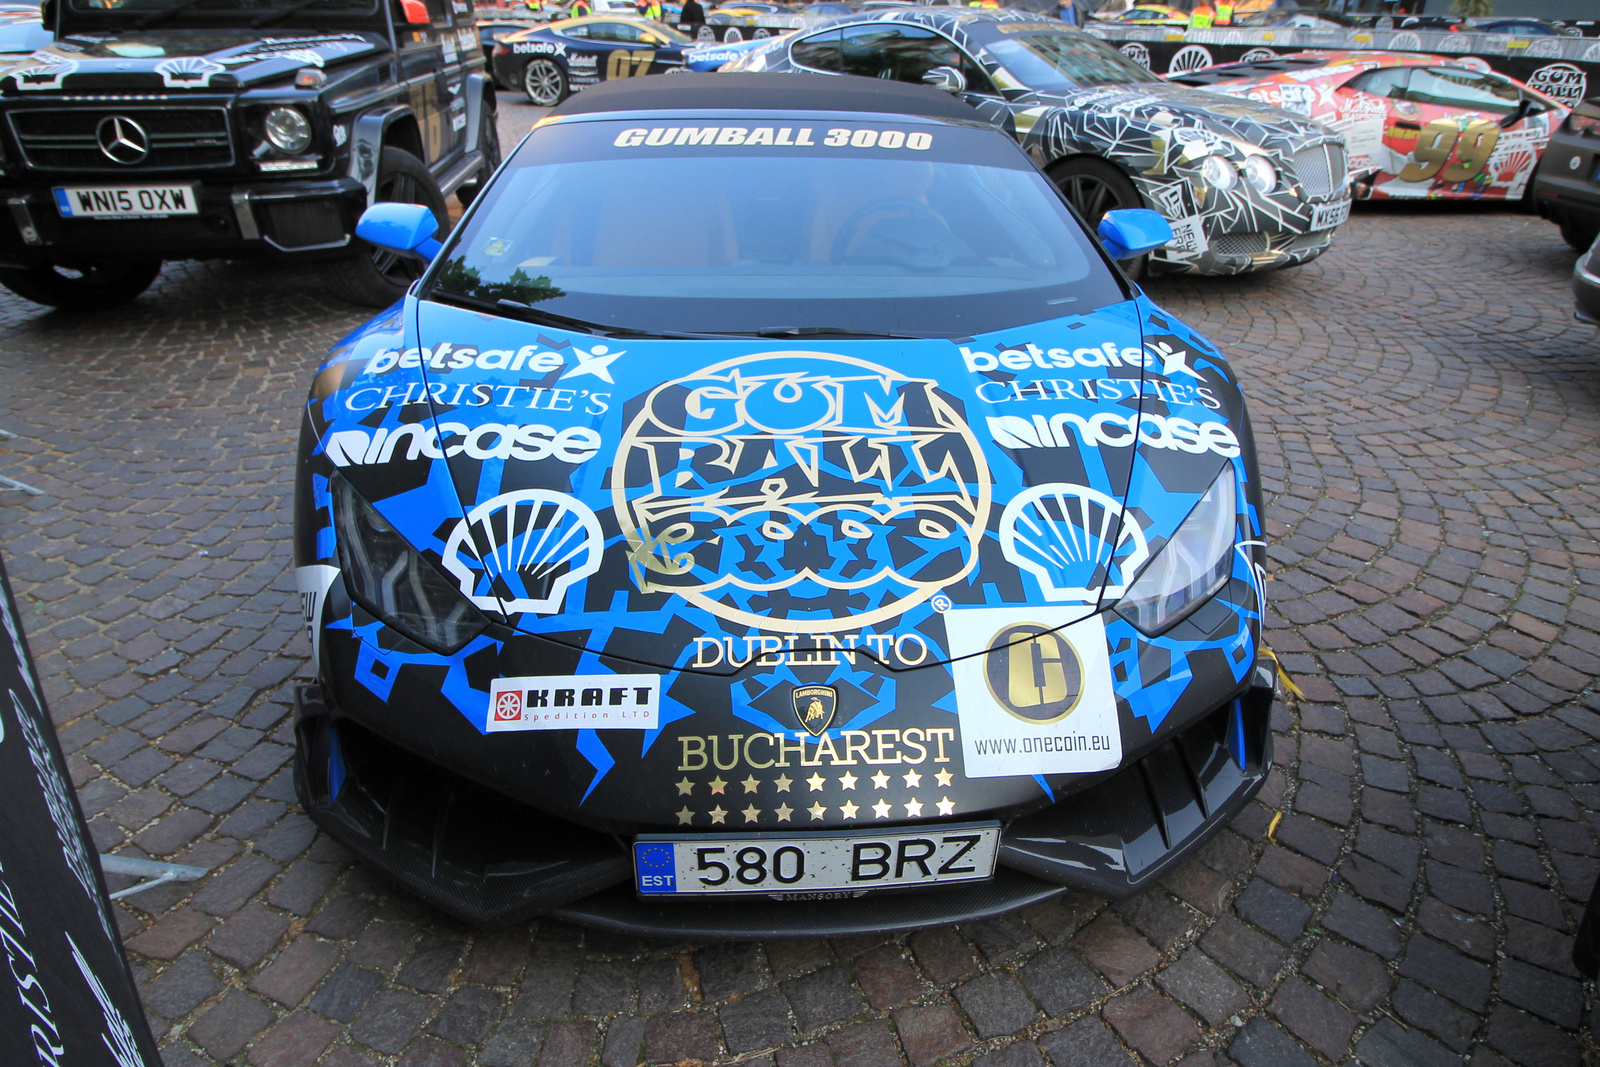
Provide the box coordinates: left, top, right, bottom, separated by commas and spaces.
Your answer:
1173, 51, 1567, 202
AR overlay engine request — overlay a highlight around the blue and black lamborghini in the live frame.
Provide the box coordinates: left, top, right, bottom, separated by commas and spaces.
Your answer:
292, 74, 1277, 935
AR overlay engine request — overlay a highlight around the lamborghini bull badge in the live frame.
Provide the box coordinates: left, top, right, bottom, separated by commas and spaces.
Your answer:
792, 684, 837, 736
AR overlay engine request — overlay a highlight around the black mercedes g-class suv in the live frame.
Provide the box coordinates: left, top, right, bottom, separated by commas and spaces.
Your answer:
0, 0, 500, 308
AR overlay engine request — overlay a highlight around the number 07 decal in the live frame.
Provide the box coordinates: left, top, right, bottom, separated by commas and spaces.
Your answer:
606, 49, 655, 79
1398, 117, 1501, 184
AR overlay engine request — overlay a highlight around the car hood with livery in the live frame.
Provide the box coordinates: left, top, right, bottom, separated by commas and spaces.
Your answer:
296, 291, 1266, 836
0, 29, 388, 92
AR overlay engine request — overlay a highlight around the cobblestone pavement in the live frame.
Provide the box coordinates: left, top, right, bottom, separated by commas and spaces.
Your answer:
2, 93, 1600, 1067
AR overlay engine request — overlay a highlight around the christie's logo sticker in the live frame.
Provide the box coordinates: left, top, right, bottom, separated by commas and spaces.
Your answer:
486, 674, 661, 732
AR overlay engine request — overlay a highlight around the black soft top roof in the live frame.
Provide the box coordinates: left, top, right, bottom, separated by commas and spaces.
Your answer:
547, 72, 984, 124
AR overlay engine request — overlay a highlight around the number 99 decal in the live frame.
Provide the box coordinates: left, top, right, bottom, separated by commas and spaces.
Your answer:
1398, 117, 1502, 184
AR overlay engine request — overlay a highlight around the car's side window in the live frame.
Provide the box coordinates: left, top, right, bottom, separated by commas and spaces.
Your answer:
1408, 67, 1522, 114
836, 24, 995, 94
589, 22, 642, 42
561, 24, 590, 37
791, 28, 842, 72
1344, 67, 1410, 100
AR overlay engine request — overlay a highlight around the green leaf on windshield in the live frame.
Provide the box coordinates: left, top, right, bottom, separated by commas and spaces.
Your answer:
436, 257, 565, 305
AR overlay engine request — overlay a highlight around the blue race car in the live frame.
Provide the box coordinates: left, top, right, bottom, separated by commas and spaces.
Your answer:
492, 15, 693, 105
293, 73, 1275, 934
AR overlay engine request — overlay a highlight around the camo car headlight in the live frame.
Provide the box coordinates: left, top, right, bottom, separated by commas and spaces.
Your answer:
264, 107, 312, 154
1241, 155, 1277, 194
331, 476, 488, 654
1114, 467, 1237, 636
1200, 155, 1239, 192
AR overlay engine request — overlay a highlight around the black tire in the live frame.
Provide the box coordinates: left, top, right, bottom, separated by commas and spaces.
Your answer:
0, 258, 161, 310
1048, 156, 1148, 278
522, 57, 567, 106
457, 93, 503, 206
1562, 221, 1598, 252
320, 147, 448, 308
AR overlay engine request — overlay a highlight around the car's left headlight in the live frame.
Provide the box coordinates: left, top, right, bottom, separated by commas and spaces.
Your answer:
1242, 155, 1277, 194
1113, 467, 1237, 636
331, 476, 489, 654
265, 106, 312, 154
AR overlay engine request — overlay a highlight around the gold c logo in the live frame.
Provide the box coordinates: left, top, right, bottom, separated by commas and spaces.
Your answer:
984, 624, 1084, 724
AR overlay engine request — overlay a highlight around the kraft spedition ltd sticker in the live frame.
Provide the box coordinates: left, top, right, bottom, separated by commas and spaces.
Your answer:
487, 674, 661, 732
612, 127, 932, 150
944, 607, 1121, 778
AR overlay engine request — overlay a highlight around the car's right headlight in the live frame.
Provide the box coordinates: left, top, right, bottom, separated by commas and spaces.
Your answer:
1200, 155, 1240, 191
1113, 467, 1238, 636
331, 476, 489, 654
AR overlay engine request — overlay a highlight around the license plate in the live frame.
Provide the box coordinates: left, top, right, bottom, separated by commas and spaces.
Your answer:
1311, 198, 1351, 231
53, 185, 198, 220
634, 823, 1000, 898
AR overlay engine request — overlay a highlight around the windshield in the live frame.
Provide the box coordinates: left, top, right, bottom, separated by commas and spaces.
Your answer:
424, 118, 1122, 337
975, 27, 1160, 92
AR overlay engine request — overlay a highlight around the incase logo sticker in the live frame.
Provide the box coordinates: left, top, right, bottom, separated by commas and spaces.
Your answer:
486, 674, 661, 732
944, 607, 1121, 778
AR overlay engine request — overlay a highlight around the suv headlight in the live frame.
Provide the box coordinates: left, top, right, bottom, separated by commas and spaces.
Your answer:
1242, 155, 1277, 194
1200, 155, 1239, 191
331, 476, 488, 654
265, 106, 312, 154
1113, 467, 1237, 636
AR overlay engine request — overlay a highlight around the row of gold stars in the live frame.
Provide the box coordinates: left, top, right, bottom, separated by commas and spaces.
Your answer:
676, 769, 956, 796
674, 796, 958, 825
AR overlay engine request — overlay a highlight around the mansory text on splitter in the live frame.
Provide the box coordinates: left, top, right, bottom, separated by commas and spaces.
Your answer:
293, 74, 1277, 936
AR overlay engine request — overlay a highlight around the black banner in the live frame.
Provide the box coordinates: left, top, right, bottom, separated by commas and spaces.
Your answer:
0, 552, 163, 1067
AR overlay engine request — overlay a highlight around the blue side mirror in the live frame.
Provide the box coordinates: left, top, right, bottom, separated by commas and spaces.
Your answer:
1098, 208, 1173, 261
355, 202, 443, 260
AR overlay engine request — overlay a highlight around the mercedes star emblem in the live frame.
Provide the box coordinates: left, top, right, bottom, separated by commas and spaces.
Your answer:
96, 115, 149, 165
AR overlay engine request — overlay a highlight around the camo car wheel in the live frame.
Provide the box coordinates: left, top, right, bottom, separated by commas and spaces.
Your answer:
523, 57, 567, 106
1049, 157, 1148, 279
0, 258, 161, 310
320, 147, 448, 308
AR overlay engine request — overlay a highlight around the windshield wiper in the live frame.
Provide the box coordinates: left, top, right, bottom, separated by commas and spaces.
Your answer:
253, 0, 344, 29
426, 288, 723, 339
134, 0, 213, 30
745, 326, 932, 339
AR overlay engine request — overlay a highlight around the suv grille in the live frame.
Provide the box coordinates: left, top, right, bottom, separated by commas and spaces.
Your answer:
8, 107, 233, 172
1292, 142, 1346, 200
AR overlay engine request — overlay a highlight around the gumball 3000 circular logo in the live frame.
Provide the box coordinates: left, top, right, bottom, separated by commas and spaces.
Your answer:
611, 353, 992, 632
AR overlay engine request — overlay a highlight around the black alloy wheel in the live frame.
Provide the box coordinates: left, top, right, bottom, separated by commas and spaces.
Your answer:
0, 258, 162, 310
1049, 157, 1148, 278
320, 146, 449, 307
523, 57, 567, 106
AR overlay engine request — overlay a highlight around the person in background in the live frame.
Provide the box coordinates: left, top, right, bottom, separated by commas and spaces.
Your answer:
1057, 0, 1079, 25
1189, 2, 1214, 27
1214, 0, 1232, 23
569, 0, 591, 15
680, 0, 704, 33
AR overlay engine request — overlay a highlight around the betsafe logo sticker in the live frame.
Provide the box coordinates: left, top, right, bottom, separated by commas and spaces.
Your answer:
961, 341, 1203, 379
363, 342, 621, 383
